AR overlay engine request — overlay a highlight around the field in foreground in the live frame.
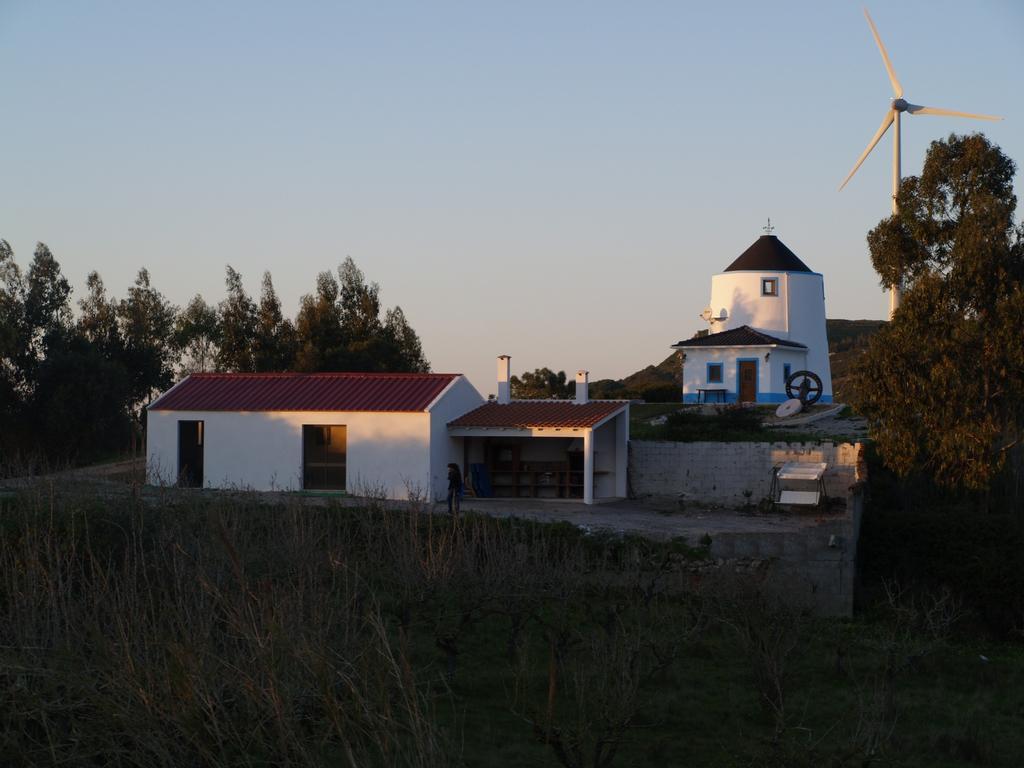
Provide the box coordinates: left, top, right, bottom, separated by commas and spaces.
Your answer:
1, 486, 1022, 767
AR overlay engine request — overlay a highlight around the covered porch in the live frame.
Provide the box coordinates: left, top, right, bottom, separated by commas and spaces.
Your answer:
448, 402, 628, 505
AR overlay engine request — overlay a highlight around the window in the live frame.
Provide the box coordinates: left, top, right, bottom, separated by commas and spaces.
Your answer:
761, 277, 778, 297
783, 363, 792, 382
707, 363, 723, 384
303, 425, 347, 490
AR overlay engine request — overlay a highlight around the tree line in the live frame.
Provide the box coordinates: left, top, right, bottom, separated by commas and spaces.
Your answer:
0, 247, 429, 466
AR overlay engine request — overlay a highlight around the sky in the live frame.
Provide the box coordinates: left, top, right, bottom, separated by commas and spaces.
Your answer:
1, 0, 1021, 395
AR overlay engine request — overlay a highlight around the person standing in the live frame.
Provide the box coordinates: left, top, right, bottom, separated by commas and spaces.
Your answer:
446, 462, 463, 516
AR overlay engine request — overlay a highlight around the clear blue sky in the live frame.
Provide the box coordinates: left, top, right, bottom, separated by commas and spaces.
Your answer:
2, 1, 1021, 394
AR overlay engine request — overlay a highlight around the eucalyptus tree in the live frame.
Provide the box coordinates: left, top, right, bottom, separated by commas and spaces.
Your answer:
174, 294, 220, 375
216, 265, 257, 372
852, 133, 1024, 495
253, 271, 297, 371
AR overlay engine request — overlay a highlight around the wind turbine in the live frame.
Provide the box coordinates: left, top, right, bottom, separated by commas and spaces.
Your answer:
838, 7, 1002, 318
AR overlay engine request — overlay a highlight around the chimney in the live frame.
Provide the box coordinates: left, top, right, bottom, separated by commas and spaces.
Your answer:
497, 355, 511, 404
575, 370, 589, 405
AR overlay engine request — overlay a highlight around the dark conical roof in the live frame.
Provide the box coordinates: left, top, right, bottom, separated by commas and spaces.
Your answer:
724, 235, 812, 273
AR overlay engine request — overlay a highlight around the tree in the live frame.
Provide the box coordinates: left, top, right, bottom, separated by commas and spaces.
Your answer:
851, 134, 1024, 493
174, 294, 220, 375
21, 243, 72, 378
117, 268, 177, 408
295, 258, 431, 373
30, 328, 132, 463
253, 271, 297, 372
216, 266, 257, 372
77, 271, 122, 358
384, 306, 430, 373
294, 271, 347, 372
337, 256, 387, 370
511, 368, 573, 399
0, 240, 25, 440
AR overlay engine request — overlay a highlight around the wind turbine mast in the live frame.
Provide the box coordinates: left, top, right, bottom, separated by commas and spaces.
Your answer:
838, 7, 1002, 320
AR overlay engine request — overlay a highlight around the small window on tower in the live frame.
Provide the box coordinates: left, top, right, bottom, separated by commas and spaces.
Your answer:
761, 277, 779, 297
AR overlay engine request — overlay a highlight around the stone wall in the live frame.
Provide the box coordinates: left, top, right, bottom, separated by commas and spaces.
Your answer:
629, 440, 865, 506
706, 489, 864, 616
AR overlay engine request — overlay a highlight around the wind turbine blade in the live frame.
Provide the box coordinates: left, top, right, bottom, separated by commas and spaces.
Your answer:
904, 103, 1003, 121
863, 8, 903, 98
839, 109, 894, 191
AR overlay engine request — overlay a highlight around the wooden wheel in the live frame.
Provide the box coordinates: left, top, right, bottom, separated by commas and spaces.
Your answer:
785, 370, 823, 405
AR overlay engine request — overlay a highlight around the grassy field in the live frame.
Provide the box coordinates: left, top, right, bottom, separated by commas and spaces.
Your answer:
1, 486, 1021, 767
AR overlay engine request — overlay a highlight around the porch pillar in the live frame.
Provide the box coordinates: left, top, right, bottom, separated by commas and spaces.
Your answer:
583, 428, 594, 505
614, 412, 627, 498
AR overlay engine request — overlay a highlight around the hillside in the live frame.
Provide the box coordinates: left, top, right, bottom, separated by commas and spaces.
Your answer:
592, 319, 885, 402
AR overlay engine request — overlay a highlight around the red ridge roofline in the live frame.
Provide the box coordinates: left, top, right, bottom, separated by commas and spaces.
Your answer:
181, 372, 462, 378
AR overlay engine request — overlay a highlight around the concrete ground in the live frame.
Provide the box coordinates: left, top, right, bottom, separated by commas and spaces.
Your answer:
2, 458, 850, 544
449, 496, 849, 542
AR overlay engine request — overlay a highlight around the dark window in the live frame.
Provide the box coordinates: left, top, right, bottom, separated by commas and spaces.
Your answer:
707, 363, 724, 384
303, 425, 347, 490
783, 363, 792, 382
761, 277, 778, 297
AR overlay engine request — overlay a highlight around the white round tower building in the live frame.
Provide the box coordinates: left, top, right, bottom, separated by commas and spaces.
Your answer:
675, 234, 833, 404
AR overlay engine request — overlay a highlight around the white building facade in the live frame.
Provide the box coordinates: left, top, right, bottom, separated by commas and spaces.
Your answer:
146, 372, 483, 500
674, 234, 833, 404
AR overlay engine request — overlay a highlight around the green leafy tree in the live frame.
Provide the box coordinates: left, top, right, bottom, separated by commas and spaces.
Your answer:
337, 256, 387, 370
30, 328, 132, 463
117, 268, 177, 408
384, 306, 430, 373
216, 265, 257, 372
77, 271, 123, 358
294, 271, 347, 371
174, 294, 221, 375
851, 133, 1024, 493
20, 243, 72, 379
0, 240, 25, 439
295, 258, 431, 373
253, 271, 297, 372
511, 368, 573, 399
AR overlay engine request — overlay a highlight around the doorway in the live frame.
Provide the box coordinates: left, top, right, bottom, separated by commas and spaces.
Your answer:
178, 420, 204, 487
738, 360, 757, 402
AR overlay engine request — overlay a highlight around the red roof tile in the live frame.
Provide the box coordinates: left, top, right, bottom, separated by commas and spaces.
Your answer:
449, 400, 628, 430
149, 372, 460, 413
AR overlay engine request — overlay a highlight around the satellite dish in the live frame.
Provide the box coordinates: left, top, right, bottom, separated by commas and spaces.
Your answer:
775, 398, 803, 418
700, 307, 713, 321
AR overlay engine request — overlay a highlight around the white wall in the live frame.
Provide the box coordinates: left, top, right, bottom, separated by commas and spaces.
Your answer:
427, 376, 485, 500
705, 270, 832, 400
147, 408, 432, 498
785, 273, 833, 399
708, 271, 789, 335
681, 347, 808, 403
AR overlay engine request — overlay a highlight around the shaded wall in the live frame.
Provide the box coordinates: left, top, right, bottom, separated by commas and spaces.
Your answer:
629, 440, 864, 505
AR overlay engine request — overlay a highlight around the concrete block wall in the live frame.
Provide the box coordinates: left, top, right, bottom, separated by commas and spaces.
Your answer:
629, 440, 864, 506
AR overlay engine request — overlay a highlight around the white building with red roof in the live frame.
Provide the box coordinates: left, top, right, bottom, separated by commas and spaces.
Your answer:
146, 359, 630, 505
447, 356, 629, 504
147, 372, 483, 499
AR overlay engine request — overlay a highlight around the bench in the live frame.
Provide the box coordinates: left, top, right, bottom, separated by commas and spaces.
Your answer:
772, 461, 828, 508
778, 490, 821, 506
697, 388, 727, 404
